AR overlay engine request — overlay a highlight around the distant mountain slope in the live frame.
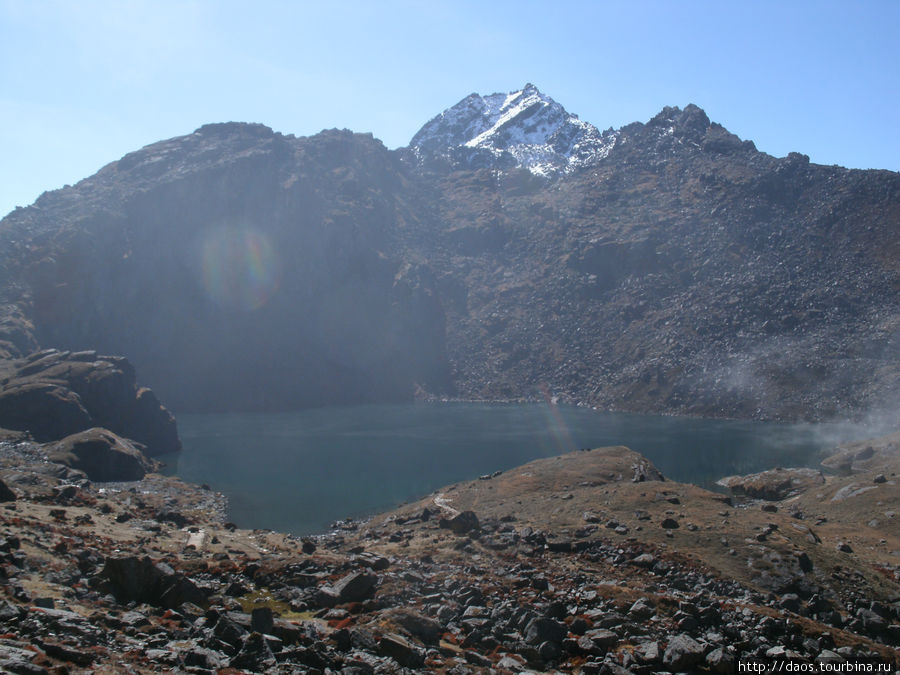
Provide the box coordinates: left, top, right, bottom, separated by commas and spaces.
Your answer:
1, 88, 897, 423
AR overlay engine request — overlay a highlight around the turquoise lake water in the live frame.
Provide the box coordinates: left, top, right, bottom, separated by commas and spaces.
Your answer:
159, 402, 869, 536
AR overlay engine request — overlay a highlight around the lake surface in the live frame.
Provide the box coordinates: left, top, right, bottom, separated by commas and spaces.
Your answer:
159, 402, 869, 536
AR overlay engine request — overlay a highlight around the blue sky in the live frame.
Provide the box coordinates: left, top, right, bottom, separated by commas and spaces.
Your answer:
1, 0, 898, 217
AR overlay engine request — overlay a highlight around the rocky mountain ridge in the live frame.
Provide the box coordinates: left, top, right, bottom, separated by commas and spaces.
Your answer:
0, 87, 897, 441
404, 98, 899, 423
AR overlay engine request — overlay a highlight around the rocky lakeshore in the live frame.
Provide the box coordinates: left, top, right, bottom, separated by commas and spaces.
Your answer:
0, 428, 897, 673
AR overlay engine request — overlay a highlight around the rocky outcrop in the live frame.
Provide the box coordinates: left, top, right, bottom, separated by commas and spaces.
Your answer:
48, 428, 156, 482
439, 510, 479, 535
820, 431, 900, 475
717, 467, 826, 501
0, 349, 179, 455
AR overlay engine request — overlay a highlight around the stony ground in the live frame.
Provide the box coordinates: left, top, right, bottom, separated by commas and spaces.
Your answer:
0, 431, 897, 673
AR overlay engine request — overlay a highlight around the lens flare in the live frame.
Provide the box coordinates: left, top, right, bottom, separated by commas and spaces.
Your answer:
200, 227, 281, 310
539, 384, 576, 454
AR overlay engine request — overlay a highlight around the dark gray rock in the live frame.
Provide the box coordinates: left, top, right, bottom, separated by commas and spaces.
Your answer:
37, 640, 94, 667
181, 645, 226, 670
706, 646, 736, 673
465, 649, 492, 667
630, 553, 656, 568
0, 642, 47, 674
0, 601, 24, 623
663, 634, 706, 670
0, 478, 16, 502
795, 551, 813, 573
440, 510, 479, 535
524, 616, 567, 645
628, 598, 655, 620
230, 632, 276, 671
98, 555, 206, 608
155, 509, 189, 527
332, 571, 378, 603
582, 628, 617, 650
250, 606, 274, 634
118, 610, 151, 628
856, 608, 887, 634
383, 607, 443, 644
780, 593, 802, 613
546, 539, 574, 552
538, 639, 560, 660
0, 382, 92, 441
632, 459, 665, 482
633, 640, 661, 664
378, 633, 425, 668
214, 615, 249, 648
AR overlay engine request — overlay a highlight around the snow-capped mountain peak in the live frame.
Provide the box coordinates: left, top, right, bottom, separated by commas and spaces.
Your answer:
408, 84, 617, 175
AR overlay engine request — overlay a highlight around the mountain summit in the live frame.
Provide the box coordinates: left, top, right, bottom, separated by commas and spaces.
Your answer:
407, 83, 617, 174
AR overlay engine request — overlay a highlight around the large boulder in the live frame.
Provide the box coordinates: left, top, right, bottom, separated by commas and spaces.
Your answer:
716, 467, 824, 501
0, 478, 16, 502
0, 350, 180, 455
524, 617, 568, 646
381, 607, 444, 644
331, 571, 379, 603
439, 510, 479, 535
97, 555, 207, 608
48, 428, 156, 482
663, 634, 706, 671
230, 632, 276, 671
378, 633, 426, 668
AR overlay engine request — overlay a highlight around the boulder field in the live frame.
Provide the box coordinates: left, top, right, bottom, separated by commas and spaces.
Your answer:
0, 431, 896, 672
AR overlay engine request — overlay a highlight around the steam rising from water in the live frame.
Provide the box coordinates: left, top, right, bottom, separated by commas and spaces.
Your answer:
167, 403, 887, 535
200, 227, 281, 310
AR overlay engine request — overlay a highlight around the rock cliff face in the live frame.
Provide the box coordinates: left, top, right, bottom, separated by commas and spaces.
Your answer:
0, 88, 898, 422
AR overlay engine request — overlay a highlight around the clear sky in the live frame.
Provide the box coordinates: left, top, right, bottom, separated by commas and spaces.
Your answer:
1, 0, 898, 217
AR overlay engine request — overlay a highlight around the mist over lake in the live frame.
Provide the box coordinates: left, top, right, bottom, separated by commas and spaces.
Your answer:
160, 402, 869, 535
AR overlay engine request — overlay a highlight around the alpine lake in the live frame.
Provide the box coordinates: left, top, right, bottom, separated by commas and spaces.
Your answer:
158, 402, 873, 536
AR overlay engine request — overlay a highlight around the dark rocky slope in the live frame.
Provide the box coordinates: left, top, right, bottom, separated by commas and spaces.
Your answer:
0, 95, 897, 423
0, 124, 450, 415
410, 104, 899, 421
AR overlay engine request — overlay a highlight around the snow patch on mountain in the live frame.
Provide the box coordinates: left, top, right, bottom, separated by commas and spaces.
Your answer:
408, 84, 617, 175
